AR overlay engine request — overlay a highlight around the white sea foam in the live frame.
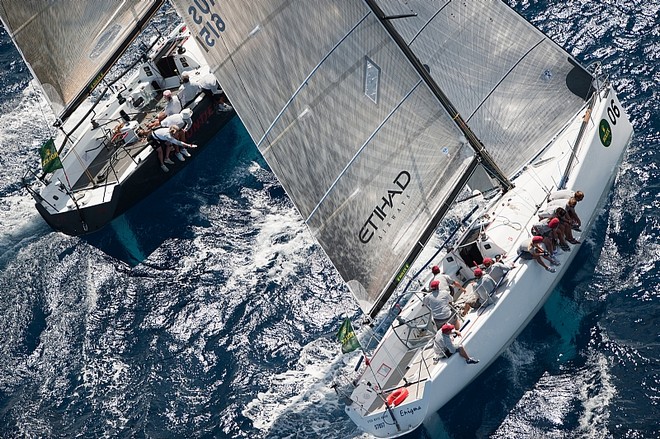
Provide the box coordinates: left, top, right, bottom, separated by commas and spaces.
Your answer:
248, 194, 314, 283
0, 79, 55, 149
0, 81, 54, 259
491, 370, 579, 438
0, 193, 49, 263
243, 337, 364, 438
247, 173, 320, 263
501, 340, 537, 387
187, 170, 364, 436
576, 353, 616, 438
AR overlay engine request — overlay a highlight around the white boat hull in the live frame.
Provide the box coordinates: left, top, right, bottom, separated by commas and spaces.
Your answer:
346, 84, 633, 437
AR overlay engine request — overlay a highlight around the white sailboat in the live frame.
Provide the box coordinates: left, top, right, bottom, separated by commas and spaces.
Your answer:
169, 0, 633, 436
0, 1, 234, 236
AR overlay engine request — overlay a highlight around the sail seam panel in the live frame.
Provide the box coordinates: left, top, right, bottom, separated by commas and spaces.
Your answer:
258, 11, 371, 152
468, 40, 589, 176
465, 37, 544, 123
305, 78, 424, 224
407, 1, 451, 46
60, 1, 166, 121
397, 0, 590, 178
0, 1, 165, 120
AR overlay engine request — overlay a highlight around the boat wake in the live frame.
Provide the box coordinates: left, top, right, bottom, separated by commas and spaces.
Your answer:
243, 337, 366, 439
0, 193, 50, 266
491, 349, 616, 439
576, 352, 616, 438
0, 82, 58, 264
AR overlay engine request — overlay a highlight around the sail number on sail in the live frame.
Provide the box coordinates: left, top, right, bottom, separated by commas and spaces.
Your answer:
358, 170, 411, 244
184, 0, 225, 50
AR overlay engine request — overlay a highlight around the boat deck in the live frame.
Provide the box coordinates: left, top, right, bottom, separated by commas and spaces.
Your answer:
71, 109, 155, 191
364, 344, 435, 414
372, 281, 490, 408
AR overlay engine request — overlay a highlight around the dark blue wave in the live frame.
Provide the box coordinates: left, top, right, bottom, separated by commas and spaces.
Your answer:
0, 2, 658, 438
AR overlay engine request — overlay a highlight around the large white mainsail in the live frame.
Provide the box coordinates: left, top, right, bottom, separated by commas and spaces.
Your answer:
170, 0, 484, 317
378, 0, 595, 176
169, 0, 591, 316
0, 0, 163, 120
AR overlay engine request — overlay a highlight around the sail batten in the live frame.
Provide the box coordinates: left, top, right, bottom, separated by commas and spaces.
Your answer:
465, 38, 545, 123
407, 6, 447, 47
257, 11, 371, 151
306, 78, 425, 226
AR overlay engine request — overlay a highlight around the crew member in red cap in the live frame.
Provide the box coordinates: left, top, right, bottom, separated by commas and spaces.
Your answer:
428, 265, 466, 300
517, 236, 558, 272
482, 255, 512, 283
461, 267, 498, 316
424, 278, 462, 330
428, 265, 441, 289
538, 206, 581, 245
433, 323, 479, 364
531, 216, 570, 253
548, 217, 572, 251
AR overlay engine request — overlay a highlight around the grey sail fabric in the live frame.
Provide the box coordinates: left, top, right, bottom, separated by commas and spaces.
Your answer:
0, 0, 163, 117
378, 0, 593, 177
170, 0, 474, 314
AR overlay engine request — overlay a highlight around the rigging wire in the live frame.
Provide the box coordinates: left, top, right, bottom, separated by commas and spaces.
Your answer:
29, 81, 57, 147
26, 80, 87, 206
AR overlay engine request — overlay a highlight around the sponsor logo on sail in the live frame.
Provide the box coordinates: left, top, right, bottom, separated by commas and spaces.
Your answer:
359, 171, 410, 244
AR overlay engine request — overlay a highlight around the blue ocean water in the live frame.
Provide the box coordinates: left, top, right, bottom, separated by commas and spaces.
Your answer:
0, 2, 658, 438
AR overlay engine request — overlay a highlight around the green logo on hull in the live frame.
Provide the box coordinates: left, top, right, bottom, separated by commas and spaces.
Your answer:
599, 119, 612, 147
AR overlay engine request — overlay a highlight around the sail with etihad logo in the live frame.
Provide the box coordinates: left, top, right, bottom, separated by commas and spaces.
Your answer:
359, 170, 411, 244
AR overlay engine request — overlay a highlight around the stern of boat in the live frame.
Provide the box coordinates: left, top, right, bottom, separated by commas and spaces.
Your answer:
340, 292, 438, 437
345, 390, 428, 438
26, 178, 122, 236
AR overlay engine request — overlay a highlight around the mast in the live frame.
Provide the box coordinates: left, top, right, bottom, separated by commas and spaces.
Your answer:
369, 158, 480, 318
364, 0, 513, 193
362, 1, 513, 318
